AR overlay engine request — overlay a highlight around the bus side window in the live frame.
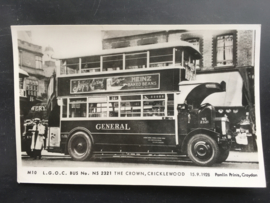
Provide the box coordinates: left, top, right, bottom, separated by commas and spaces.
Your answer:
109, 102, 119, 117
143, 100, 165, 117
120, 101, 141, 117
69, 98, 87, 117
143, 94, 165, 117
62, 99, 67, 118
89, 102, 107, 117
167, 94, 174, 116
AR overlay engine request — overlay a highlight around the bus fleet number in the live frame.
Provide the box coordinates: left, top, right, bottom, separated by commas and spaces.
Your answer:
101, 171, 111, 175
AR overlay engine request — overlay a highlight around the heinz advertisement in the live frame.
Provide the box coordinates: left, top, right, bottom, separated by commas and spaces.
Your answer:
70, 73, 160, 93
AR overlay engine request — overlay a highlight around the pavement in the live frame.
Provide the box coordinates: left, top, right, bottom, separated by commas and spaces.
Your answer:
226, 151, 258, 163
24, 150, 259, 163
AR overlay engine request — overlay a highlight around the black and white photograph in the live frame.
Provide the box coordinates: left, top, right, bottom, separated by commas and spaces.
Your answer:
12, 25, 265, 187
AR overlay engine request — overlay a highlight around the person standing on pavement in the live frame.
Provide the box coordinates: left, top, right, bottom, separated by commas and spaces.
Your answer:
31, 118, 45, 159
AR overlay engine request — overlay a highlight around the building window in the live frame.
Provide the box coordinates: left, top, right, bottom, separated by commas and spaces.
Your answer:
26, 79, 38, 97
35, 56, 42, 69
216, 34, 234, 67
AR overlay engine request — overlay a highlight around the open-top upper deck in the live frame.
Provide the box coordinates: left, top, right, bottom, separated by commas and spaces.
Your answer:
56, 41, 201, 77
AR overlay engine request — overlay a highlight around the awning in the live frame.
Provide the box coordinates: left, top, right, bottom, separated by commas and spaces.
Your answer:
19, 68, 29, 77
25, 103, 48, 120
179, 81, 226, 108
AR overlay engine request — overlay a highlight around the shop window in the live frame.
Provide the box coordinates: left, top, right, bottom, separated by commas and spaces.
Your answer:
120, 95, 141, 117
62, 99, 67, 118
143, 94, 165, 117
103, 54, 123, 72
81, 56, 100, 73
125, 52, 147, 69
88, 97, 107, 117
35, 56, 42, 69
69, 98, 87, 117
60, 58, 80, 75
214, 34, 235, 67
149, 48, 173, 68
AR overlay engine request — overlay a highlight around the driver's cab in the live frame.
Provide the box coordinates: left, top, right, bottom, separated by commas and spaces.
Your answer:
177, 81, 226, 135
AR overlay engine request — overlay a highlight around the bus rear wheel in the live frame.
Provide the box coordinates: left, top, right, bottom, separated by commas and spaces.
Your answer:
187, 134, 220, 166
68, 131, 92, 161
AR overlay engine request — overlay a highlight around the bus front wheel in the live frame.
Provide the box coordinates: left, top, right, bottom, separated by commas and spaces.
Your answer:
68, 131, 92, 161
216, 148, 230, 163
187, 134, 220, 166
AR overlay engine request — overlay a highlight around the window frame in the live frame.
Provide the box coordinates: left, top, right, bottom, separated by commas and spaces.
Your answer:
35, 55, 42, 69
60, 93, 176, 120
125, 52, 148, 70
102, 54, 123, 72
68, 98, 87, 118
58, 45, 201, 76
212, 31, 237, 68
81, 56, 101, 74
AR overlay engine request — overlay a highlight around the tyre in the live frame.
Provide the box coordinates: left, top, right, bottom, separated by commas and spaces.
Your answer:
67, 131, 92, 161
26, 149, 33, 157
216, 148, 230, 163
187, 134, 220, 166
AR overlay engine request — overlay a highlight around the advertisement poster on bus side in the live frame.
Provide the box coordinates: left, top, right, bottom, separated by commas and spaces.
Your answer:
70, 73, 160, 93
12, 25, 266, 187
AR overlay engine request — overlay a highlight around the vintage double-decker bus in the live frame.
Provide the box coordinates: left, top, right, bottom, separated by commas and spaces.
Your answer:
47, 41, 231, 166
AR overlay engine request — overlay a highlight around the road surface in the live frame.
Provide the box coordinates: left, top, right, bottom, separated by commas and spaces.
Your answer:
21, 152, 259, 169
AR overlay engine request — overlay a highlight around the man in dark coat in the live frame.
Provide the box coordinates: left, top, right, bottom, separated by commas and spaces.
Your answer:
31, 118, 45, 159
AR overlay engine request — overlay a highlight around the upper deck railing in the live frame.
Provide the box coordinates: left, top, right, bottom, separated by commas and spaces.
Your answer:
56, 41, 201, 77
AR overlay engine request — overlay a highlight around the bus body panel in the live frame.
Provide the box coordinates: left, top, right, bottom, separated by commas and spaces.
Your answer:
60, 119, 176, 152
